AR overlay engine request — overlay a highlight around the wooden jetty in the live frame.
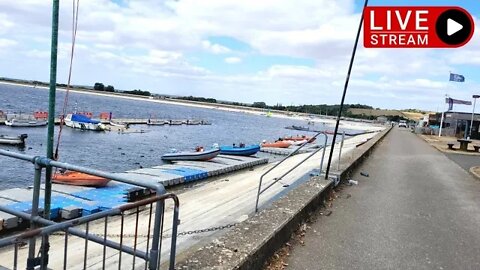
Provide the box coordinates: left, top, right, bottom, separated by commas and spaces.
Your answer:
0, 155, 267, 232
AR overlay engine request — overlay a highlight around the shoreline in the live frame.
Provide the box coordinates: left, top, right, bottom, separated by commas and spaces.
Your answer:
0, 80, 383, 132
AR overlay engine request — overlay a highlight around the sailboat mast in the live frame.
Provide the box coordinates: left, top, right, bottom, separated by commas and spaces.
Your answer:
45, 0, 60, 221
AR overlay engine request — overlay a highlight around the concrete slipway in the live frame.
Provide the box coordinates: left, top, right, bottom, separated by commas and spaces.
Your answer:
0, 130, 382, 269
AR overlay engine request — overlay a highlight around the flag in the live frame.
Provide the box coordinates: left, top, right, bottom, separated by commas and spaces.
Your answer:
449, 73, 465, 82
445, 97, 472, 111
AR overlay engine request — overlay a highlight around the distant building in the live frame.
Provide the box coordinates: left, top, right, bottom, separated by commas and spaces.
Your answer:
431, 111, 480, 139
376, 116, 388, 123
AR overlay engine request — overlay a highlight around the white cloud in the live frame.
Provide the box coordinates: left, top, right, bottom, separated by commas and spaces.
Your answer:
0, 38, 16, 49
224, 57, 242, 64
202, 40, 231, 54
24, 49, 50, 59
0, 0, 478, 110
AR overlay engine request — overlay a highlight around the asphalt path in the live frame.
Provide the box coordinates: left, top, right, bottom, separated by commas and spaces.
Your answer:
286, 127, 480, 270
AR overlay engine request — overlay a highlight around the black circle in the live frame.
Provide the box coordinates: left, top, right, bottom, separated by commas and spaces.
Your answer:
436, 9, 473, 46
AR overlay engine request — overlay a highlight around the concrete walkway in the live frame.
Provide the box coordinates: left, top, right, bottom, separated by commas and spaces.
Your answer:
286, 128, 480, 270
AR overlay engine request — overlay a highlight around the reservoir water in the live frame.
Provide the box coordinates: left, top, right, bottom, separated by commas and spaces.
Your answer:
0, 83, 338, 189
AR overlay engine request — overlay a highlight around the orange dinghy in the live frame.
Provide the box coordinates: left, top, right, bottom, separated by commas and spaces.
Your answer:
52, 171, 111, 187
261, 141, 291, 148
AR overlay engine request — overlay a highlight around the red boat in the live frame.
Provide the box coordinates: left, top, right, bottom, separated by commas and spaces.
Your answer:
52, 171, 111, 187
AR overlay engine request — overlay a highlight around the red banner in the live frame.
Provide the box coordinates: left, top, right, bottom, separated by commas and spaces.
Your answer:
364, 6, 474, 48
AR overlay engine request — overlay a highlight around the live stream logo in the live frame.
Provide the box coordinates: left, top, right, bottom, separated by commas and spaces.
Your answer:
364, 6, 474, 48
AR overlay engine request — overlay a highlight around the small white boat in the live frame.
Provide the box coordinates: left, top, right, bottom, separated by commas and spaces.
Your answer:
285, 139, 308, 146
0, 134, 28, 145
109, 121, 128, 128
161, 148, 220, 161
64, 114, 106, 131
169, 120, 185, 125
5, 119, 47, 127
147, 119, 169, 126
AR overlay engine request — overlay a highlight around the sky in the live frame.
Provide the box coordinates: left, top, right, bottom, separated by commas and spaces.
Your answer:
0, 0, 479, 112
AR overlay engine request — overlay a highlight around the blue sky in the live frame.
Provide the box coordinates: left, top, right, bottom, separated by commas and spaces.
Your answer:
0, 0, 478, 111
189, 36, 315, 75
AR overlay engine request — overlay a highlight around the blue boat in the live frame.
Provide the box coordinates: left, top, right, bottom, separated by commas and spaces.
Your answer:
219, 144, 260, 156
64, 113, 106, 131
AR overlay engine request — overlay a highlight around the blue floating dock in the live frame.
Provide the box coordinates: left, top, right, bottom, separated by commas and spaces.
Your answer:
123, 155, 268, 187
0, 155, 268, 231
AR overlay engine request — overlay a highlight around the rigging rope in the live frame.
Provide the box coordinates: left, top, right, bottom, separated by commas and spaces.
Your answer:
54, 0, 80, 161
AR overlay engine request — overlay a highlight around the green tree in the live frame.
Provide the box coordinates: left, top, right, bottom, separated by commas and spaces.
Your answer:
252, 101, 267, 108
94, 82, 104, 91
105, 85, 115, 92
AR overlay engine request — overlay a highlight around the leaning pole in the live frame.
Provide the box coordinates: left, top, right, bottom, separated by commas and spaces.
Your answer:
325, 0, 368, 179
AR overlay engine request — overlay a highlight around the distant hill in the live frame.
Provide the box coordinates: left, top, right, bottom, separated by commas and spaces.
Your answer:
348, 108, 429, 121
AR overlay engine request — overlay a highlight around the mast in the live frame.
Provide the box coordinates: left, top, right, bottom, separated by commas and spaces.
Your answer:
45, 0, 60, 220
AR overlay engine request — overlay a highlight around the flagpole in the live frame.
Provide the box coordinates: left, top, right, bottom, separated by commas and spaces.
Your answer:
439, 94, 448, 137
469, 95, 479, 139
439, 72, 452, 137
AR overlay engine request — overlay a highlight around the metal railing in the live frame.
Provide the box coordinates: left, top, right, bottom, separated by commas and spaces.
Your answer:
255, 132, 328, 212
337, 131, 345, 170
0, 149, 179, 270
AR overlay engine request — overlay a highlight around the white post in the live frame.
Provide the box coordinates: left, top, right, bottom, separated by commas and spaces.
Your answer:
439, 111, 445, 137
469, 96, 478, 139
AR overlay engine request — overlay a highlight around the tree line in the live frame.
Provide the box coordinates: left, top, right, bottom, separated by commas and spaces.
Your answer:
93, 82, 150, 96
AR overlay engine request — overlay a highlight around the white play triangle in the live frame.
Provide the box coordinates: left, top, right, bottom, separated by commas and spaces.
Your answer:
447, 18, 463, 36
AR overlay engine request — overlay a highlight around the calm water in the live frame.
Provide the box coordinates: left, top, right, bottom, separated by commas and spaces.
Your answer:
0, 84, 341, 189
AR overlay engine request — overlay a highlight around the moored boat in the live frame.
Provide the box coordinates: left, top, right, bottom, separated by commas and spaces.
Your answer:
64, 113, 106, 131
5, 119, 48, 127
0, 134, 28, 145
52, 171, 111, 187
169, 120, 185, 125
261, 141, 291, 148
285, 125, 311, 131
147, 119, 169, 125
161, 148, 220, 161
283, 135, 316, 143
219, 144, 260, 156
284, 139, 308, 146
109, 121, 128, 128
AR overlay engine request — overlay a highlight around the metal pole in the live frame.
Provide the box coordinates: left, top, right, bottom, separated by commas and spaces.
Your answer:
440, 94, 450, 137
337, 131, 345, 171
325, 0, 368, 180
45, 0, 60, 221
42, 1, 59, 266
469, 96, 478, 139
27, 163, 43, 270
168, 197, 180, 270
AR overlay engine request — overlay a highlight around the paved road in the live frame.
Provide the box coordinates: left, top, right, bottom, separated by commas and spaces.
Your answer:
286, 128, 480, 270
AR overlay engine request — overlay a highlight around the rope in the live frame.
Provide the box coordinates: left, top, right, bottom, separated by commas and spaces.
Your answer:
54, 0, 80, 161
